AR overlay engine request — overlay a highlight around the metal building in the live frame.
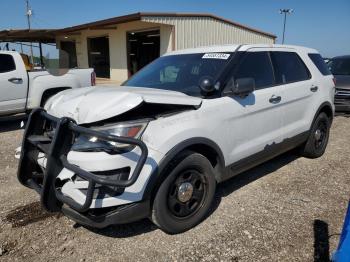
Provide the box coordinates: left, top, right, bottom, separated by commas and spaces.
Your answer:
0, 12, 276, 83
54, 12, 276, 83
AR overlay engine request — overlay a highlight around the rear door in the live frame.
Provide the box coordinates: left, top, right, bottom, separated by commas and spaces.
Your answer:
270, 51, 314, 139
222, 50, 284, 165
0, 53, 28, 114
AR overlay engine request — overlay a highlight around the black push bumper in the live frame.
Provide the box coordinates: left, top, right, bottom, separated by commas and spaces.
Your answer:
17, 108, 149, 226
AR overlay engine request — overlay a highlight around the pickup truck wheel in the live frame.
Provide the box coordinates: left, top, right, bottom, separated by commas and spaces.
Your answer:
300, 112, 330, 158
151, 151, 216, 234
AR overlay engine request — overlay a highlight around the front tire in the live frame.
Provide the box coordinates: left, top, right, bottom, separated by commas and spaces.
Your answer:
151, 151, 216, 234
300, 112, 331, 158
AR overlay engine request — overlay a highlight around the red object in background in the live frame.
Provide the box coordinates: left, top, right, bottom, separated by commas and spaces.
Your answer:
91, 72, 96, 86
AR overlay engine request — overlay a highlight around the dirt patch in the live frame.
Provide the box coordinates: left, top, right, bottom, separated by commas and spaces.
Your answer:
0, 117, 349, 261
5, 201, 61, 228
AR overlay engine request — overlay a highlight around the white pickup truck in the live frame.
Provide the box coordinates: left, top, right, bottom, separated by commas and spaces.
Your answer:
0, 51, 95, 116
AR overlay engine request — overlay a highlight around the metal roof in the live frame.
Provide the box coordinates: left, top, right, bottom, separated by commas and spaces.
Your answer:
0, 12, 276, 43
0, 29, 56, 43
57, 12, 276, 38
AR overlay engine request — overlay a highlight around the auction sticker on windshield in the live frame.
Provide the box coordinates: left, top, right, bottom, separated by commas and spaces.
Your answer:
202, 53, 230, 59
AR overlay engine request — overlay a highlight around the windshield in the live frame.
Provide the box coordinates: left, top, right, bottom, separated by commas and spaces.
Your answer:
122, 53, 233, 97
328, 58, 350, 75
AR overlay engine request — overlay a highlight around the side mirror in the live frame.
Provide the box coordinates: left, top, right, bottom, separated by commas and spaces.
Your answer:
233, 77, 255, 97
199, 76, 215, 94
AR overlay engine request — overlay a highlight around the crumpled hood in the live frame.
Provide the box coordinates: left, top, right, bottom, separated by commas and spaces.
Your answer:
45, 86, 202, 124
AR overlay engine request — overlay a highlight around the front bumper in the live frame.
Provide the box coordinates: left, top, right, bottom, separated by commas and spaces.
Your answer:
17, 108, 152, 227
62, 200, 150, 229
335, 88, 350, 112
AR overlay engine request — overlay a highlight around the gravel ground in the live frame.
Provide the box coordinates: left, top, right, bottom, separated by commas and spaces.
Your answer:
0, 115, 349, 261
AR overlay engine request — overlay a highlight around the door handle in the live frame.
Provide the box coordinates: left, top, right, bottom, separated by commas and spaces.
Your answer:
269, 95, 281, 104
8, 77, 23, 84
310, 86, 318, 92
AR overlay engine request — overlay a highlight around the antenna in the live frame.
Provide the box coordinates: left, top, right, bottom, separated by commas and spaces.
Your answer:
26, 0, 34, 63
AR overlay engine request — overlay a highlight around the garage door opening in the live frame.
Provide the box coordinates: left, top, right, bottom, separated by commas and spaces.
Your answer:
60, 41, 77, 68
127, 29, 160, 77
88, 36, 110, 78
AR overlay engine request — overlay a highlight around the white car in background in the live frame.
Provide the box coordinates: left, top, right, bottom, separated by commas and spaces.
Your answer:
17, 44, 335, 234
0, 51, 95, 116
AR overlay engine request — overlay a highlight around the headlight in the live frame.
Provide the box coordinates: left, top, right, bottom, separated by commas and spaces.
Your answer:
71, 120, 148, 154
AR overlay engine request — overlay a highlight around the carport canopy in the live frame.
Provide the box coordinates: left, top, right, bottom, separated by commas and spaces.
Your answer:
0, 29, 56, 43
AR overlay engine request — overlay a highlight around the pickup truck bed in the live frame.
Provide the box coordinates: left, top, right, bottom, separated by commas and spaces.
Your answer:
0, 51, 95, 116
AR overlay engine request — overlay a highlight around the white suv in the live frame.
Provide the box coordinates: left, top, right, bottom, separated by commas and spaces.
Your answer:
18, 44, 335, 234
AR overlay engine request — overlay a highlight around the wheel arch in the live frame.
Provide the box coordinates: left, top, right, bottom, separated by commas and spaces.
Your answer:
40, 87, 72, 107
313, 101, 334, 125
142, 137, 225, 202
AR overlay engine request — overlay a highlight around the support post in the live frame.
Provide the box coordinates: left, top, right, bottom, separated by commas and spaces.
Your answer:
39, 42, 44, 68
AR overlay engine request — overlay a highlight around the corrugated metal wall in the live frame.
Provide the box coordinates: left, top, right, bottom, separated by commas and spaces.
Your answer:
142, 16, 274, 50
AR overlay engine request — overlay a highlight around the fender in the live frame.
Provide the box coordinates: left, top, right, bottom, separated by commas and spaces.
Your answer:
39, 87, 72, 107
311, 101, 334, 127
142, 137, 225, 202
27, 74, 80, 109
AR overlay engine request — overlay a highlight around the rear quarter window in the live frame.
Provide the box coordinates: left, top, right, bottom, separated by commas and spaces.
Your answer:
270, 51, 311, 84
0, 54, 16, 73
308, 53, 332, 75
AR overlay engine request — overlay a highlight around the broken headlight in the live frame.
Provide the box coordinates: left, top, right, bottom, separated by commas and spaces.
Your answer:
71, 121, 148, 154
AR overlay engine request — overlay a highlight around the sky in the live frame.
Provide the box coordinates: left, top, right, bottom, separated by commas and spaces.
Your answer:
0, 0, 349, 58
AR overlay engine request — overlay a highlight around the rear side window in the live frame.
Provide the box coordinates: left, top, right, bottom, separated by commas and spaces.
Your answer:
0, 54, 16, 73
270, 52, 311, 84
234, 52, 274, 89
308, 53, 332, 75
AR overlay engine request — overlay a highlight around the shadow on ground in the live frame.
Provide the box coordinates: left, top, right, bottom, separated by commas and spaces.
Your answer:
313, 219, 330, 262
89, 150, 300, 238
0, 114, 27, 133
217, 150, 298, 198
85, 219, 158, 238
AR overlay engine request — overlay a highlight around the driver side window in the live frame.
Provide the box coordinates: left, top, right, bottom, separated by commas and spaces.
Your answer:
234, 52, 274, 89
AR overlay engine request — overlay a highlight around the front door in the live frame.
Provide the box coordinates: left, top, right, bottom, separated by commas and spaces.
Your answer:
127, 29, 160, 77
0, 53, 28, 114
60, 41, 77, 68
221, 51, 284, 165
88, 36, 110, 78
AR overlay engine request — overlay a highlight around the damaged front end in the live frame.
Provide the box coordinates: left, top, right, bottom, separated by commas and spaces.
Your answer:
17, 108, 150, 227
17, 86, 202, 227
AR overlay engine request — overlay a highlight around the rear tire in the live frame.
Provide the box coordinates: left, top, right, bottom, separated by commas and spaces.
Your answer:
151, 151, 216, 234
300, 112, 330, 158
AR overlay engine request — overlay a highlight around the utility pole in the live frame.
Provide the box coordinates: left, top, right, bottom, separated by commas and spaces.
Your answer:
26, 0, 34, 63
279, 9, 293, 44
